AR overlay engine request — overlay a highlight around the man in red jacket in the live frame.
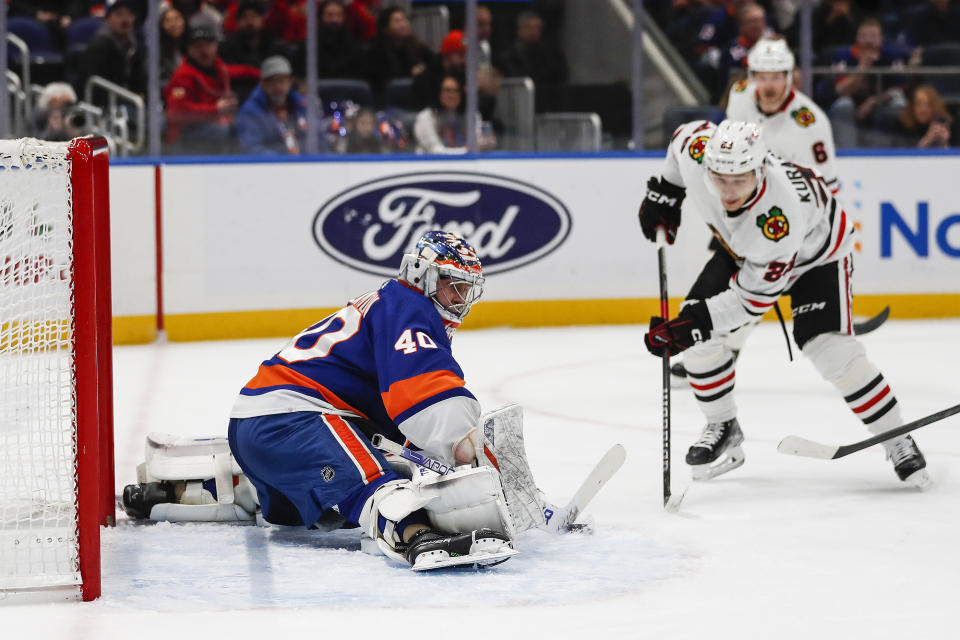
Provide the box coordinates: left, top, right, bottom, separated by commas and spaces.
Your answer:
163, 24, 260, 154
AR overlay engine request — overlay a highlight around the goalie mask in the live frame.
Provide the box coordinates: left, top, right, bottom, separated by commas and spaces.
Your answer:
398, 231, 484, 336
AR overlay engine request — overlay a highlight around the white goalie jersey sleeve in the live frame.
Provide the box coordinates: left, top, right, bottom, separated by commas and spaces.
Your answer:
396, 395, 480, 464
726, 81, 839, 194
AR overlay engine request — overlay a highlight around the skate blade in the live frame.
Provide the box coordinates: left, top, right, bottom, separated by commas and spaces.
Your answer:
904, 469, 933, 490
411, 547, 518, 571
691, 446, 745, 481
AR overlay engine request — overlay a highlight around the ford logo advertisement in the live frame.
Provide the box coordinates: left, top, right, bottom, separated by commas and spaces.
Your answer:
312, 171, 572, 276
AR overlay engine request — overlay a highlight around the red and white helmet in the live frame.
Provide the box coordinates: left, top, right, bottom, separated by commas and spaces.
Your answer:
703, 120, 767, 178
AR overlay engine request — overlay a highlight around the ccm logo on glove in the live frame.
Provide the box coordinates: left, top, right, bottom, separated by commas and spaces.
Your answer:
639, 176, 686, 245
644, 301, 712, 357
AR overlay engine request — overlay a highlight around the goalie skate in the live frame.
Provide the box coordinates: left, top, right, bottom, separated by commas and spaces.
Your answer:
686, 418, 745, 481
406, 528, 517, 571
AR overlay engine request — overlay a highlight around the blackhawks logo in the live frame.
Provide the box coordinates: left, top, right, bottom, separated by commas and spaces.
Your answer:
688, 135, 709, 163
757, 206, 789, 241
734, 79, 749, 93
791, 106, 816, 127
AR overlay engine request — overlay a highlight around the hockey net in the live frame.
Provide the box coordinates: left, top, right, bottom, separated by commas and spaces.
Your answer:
0, 137, 114, 602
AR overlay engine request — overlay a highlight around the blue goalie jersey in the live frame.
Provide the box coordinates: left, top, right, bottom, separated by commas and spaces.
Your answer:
229, 279, 477, 448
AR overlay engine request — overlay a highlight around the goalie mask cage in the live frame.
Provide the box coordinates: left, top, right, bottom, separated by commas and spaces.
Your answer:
0, 137, 114, 602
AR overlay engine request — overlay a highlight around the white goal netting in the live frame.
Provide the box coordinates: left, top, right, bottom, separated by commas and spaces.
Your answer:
0, 141, 81, 590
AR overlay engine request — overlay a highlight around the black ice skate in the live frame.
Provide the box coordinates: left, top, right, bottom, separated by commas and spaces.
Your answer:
686, 418, 745, 480
885, 435, 931, 489
404, 528, 516, 571
121, 481, 175, 519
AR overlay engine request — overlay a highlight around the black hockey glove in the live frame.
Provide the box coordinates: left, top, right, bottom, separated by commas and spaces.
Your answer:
638, 176, 686, 245
644, 301, 712, 357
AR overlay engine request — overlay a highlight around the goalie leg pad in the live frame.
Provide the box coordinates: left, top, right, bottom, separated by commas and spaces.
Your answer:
129, 432, 260, 522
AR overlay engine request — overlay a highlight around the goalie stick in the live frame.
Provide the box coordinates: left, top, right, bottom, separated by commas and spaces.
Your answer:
370, 435, 625, 532
777, 401, 960, 460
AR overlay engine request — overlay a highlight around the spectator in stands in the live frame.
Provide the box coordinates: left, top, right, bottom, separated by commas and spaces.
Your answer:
812, 0, 862, 53
82, 0, 144, 101
477, 4, 497, 69
908, 0, 960, 47
414, 75, 495, 154
165, 0, 224, 29
361, 7, 437, 93
895, 84, 953, 147
499, 10, 568, 88
218, 1, 282, 69
345, 107, 387, 154
719, 4, 772, 85
237, 55, 325, 154
345, 0, 380, 44
296, 0, 363, 79
819, 16, 909, 147
35, 82, 84, 141
160, 6, 187, 85
412, 30, 499, 119
164, 24, 259, 153
663, 0, 717, 64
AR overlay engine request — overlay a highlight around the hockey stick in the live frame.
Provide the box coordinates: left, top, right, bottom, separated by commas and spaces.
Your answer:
544, 444, 627, 531
371, 435, 626, 533
853, 305, 890, 336
370, 434, 455, 474
777, 402, 960, 460
655, 230, 686, 512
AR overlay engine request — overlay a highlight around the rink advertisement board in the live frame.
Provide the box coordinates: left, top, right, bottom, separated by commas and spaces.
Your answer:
106, 153, 960, 342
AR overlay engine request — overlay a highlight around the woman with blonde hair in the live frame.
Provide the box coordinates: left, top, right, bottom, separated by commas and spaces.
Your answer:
897, 84, 953, 148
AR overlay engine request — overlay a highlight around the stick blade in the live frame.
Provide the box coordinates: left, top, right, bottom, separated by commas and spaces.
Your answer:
777, 435, 840, 459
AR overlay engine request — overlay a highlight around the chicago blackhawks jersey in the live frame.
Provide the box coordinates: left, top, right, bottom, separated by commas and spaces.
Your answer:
230, 279, 479, 460
726, 81, 839, 194
660, 120, 855, 332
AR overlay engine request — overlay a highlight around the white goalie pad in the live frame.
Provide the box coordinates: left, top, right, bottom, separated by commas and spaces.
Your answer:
137, 432, 258, 523
415, 466, 516, 541
359, 467, 516, 564
473, 404, 546, 532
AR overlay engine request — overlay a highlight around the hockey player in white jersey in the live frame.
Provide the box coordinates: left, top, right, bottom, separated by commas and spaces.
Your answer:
637, 119, 929, 487
727, 37, 839, 195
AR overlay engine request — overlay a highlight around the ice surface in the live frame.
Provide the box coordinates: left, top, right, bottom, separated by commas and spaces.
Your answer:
3, 320, 959, 639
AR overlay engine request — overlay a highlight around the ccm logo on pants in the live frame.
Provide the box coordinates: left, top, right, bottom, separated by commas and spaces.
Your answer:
792, 301, 826, 317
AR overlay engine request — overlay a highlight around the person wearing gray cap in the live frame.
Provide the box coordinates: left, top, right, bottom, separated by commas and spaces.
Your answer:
236, 56, 328, 155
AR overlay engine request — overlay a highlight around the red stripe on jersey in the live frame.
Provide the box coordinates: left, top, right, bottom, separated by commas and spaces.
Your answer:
744, 297, 775, 309
826, 209, 848, 260
323, 415, 383, 484
851, 385, 891, 414
245, 364, 369, 418
689, 370, 736, 392
381, 369, 466, 420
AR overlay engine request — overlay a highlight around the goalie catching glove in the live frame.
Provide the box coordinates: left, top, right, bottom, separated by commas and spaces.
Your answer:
639, 176, 686, 245
645, 301, 712, 357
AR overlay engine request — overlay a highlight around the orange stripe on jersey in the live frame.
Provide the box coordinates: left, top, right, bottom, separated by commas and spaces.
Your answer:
246, 364, 369, 419
381, 369, 466, 419
323, 415, 383, 484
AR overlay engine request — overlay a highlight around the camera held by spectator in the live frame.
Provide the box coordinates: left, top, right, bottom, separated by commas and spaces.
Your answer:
36, 83, 85, 142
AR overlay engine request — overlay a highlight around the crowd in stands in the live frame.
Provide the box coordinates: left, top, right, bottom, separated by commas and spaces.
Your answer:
6, 0, 571, 155
650, 0, 960, 148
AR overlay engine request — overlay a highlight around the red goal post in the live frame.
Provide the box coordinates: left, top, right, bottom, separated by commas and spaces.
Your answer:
0, 136, 114, 602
